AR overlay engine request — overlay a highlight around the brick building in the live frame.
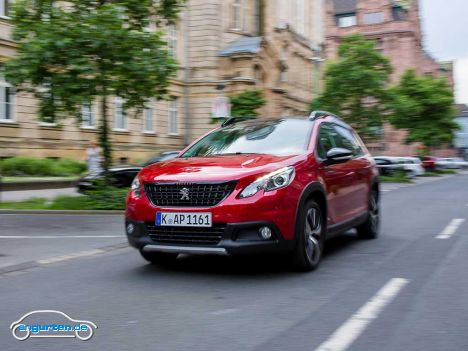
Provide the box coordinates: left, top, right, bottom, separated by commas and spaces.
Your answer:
0, 0, 324, 164
325, 0, 454, 156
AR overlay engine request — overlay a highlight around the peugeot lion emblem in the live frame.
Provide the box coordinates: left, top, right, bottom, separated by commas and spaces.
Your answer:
180, 188, 190, 201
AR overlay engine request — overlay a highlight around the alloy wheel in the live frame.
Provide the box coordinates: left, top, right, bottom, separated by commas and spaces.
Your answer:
304, 207, 322, 265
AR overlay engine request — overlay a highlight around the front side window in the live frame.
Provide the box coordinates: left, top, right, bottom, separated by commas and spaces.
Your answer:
317, 123, 339, 159
333, 124, 364, 156
337, 14, 356, 27
114, 99, 126, 130
182, 119, 313, 158
0, 83, 14, 121
168, 98, 178, 135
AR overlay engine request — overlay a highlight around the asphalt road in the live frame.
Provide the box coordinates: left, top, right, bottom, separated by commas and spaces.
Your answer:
1, 173, 467, 351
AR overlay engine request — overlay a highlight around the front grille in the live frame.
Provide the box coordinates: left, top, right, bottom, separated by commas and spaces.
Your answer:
145, 223, 226, 245
144, 182, 236, 207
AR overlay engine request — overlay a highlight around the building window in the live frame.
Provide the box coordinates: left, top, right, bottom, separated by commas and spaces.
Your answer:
374, 39, 384, 53
337, 14, 356, 28
143, 102, 154, 133
363, 12, 385, 25
296, 0, 305, 35
114, 99, 126, 130
167, 24, 177, 57
168, 98, 178, 135
392, 6, 407, 21
231, 0, 242, 30
81, 103, 95, 128
0, 82, 14, 121
253, 0, 261, 34
0, 0, 9, 17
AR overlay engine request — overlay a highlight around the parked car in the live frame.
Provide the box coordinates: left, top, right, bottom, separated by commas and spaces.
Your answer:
373, 157, 406, 176
77, 151, 179, 192
399, 157, 425, 177
435, 157, 468, 170
125, 112, 380, 272
421, 156, 437, 172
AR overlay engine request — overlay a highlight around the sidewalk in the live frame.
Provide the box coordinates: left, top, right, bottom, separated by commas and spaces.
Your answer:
0, 187, 81, 202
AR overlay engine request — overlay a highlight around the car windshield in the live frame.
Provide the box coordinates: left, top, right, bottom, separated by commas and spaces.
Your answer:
181, 119, 314, 158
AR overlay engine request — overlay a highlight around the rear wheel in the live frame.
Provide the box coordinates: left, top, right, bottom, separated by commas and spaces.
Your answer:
140, 249, 178, 265
356, 189, 379, 239
290, 200, 325, 272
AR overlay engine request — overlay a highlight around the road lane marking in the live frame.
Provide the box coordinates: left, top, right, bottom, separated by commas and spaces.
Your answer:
210, 308, 238, 316
0, 235, 122, 239
37, 249, 105, 265
314, 278, 409, 351
436, 219, 465, 239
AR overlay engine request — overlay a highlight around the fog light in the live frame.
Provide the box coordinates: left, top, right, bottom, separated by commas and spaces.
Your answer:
259, 226, 272, 240
126, 223, 135, 235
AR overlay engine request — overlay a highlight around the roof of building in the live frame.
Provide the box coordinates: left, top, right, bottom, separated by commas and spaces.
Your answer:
218, 36, 262, 57
331, 0, 404, 15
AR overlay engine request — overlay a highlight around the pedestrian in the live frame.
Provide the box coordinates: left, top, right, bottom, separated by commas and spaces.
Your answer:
86, 141, 103, 175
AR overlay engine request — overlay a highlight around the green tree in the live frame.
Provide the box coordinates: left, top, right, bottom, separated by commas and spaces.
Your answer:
5, 0, 184, 171
389, 69, 457, 149
312, 34, 392, 139
230, 89, 266, 119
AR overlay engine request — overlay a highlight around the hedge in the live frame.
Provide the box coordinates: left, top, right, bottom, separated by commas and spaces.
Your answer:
0, 157, 87, 177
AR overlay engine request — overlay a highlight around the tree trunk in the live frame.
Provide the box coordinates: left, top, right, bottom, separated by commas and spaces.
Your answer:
99, 95, 112, 172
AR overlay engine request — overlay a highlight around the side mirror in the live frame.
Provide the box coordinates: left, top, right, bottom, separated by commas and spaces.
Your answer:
326, 148, 353, 163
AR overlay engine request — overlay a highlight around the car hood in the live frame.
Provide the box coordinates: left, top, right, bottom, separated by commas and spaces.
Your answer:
139, 154, 303, 183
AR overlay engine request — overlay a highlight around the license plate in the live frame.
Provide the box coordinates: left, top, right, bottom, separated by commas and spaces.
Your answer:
156, 212, 212, 227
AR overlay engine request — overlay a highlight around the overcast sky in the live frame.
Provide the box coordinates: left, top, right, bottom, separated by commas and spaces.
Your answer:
419, 0, 468, 103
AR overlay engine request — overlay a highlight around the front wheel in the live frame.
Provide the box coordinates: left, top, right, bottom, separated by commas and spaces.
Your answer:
356, 189, 380, 239
290, 200, 325, 272
140, 249, 178, 266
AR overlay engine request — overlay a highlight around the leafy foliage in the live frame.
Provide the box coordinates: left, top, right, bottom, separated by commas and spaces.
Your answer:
230, 89, 266, 119
5, 0, 184, 170
389, 70, 457, 148
312, 34, 392, 139
0, 157, 86, 176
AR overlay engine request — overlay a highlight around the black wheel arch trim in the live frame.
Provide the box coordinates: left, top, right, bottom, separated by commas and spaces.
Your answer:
294, 181, 328, 242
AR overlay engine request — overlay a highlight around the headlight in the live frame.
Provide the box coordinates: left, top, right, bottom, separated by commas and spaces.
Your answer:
131, 177, 141, 197
239, 166, 295, 199
131, 177, 140, 191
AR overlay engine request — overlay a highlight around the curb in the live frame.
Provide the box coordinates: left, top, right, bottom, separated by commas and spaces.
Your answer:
1, 180, 79, 192
0, 209, 124, 215
0, 242, 129, 275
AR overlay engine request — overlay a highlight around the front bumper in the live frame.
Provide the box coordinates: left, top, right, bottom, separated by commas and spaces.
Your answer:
125, 220, 295, 256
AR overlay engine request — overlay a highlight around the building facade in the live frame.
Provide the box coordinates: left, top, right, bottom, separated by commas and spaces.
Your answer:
0, 0, 324, 164
324, 0, 454, 156
454, 104, 468, 159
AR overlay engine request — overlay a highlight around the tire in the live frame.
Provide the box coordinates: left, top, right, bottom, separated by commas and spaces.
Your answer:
140, 249, 178, 266
356, 189, 380, 239
290, 200, 325, 272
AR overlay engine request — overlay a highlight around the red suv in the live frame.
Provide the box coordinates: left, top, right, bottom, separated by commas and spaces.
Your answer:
125, 112, 379, 271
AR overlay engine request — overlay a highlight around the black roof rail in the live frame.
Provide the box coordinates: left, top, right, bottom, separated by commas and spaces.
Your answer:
221, 117, 236, 127
309, 110, 340, 121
